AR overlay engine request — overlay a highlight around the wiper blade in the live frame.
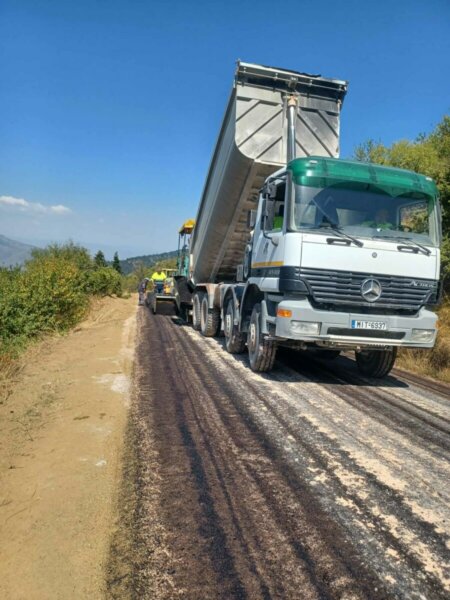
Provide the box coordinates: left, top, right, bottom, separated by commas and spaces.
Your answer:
307, 196, 363, 247
395, 236, 431, 256
319, 224, 364, 247
373, 235, 431, 256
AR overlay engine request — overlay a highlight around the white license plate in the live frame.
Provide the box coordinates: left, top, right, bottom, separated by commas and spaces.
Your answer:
351, 320, 387, 330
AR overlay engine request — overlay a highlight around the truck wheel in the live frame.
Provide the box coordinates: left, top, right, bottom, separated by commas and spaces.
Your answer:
192, 293, 202, 330
248, 303, 277, 372
224, 300, 246, 354
355, 348, 397, 378
200, 295, 220, 337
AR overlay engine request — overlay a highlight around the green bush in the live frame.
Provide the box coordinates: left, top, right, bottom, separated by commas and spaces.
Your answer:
86, 266, 122, 296
0, 242, 122, 356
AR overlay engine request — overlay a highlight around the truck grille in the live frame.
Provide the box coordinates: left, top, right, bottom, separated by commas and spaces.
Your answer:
299, 267, 438, 312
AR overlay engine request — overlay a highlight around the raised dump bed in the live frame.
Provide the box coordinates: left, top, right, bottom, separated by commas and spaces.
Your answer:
190, 61, 348, 284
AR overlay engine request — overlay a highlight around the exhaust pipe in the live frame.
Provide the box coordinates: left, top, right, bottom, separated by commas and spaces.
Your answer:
287, 95, 298, 164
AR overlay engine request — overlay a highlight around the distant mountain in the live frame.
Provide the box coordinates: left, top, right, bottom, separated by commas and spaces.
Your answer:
119, 250, 178, 275
0, 234, 36, 267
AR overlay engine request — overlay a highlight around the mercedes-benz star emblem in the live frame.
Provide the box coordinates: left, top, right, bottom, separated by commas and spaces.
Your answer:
361, 278, 382, 302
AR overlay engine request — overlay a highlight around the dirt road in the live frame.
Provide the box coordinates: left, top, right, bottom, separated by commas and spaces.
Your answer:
109, 307, 450, 600
0, 296, 136, 600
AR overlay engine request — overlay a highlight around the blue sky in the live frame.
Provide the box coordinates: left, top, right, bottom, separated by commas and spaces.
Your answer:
1, 0, 449, 258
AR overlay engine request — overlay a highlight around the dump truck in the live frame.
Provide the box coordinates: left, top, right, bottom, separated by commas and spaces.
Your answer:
176, 61, 442, 377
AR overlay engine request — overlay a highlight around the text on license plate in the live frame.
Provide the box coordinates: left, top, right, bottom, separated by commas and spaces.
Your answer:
351, 320, 387, 330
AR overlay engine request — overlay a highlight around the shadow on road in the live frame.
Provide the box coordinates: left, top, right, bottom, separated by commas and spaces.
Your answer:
163, 313, 410, 389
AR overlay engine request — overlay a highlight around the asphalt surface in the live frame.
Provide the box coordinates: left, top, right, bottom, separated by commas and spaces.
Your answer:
112, 306, 450, 600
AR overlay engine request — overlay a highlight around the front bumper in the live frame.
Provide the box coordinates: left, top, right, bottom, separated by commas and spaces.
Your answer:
274, 298, 438, 348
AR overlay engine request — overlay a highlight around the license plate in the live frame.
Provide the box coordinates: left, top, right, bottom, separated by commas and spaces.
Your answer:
351, 320, 387, 330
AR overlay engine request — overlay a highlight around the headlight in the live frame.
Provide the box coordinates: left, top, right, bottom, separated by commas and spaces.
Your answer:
291, 321, 321, 335
411, 329, 435, 343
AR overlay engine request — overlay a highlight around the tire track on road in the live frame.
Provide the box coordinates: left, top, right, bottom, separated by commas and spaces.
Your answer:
125, 310, 450, 599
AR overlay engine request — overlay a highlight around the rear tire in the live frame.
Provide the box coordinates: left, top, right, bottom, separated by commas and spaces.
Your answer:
200, 295, 220, 337
355, 348, 397, 378
248, 303, 277, 372
192, 292, 202, 330
224, 300, 246, 354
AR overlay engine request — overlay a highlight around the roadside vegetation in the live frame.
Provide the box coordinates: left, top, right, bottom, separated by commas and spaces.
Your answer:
0, 244, 178, 395
0, 242, 122, 369
355, 115, 450, 381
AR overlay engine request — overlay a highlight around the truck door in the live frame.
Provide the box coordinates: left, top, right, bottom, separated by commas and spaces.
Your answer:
251, 174, 287, 282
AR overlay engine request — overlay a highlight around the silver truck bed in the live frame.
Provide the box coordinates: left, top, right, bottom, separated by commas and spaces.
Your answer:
190, 62, 348, 284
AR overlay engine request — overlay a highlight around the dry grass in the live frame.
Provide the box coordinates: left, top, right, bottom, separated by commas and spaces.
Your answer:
0, 353, 24, 405
398, 300, 450, 383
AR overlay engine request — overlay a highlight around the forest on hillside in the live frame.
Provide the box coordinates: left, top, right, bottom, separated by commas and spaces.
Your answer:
118, 250, 178, 275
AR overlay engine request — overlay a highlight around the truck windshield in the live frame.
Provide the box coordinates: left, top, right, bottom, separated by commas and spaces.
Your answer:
292, 184, 440, 246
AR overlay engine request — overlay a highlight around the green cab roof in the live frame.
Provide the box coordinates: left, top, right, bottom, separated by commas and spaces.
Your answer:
288, 156, 438, 198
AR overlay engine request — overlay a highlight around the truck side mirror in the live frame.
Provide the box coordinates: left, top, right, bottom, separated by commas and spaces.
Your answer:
247, 209, 257, 229
266, 182, 277, 199
260, 198, 268, 225
260, 197, 276, 242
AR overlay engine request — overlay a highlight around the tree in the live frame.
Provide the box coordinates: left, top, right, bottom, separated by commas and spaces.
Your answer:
112, 251, 122, 274
354, 115, 450, 287
354, 115, 450, 233
94, 250, 107, 268
152, 257, 177, 272
31, 241, 92, 271
133, 261, 151, 283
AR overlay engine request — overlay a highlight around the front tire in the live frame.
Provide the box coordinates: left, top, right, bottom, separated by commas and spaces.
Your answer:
224, 300, 246, 354
247, 303, 277, 372
355, 348, 397, 378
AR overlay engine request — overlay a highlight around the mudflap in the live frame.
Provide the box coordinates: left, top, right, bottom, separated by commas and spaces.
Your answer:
174, 276, 193, 321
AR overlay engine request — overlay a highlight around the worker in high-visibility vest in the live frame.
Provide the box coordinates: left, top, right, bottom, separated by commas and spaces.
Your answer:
151, 270, 166, 294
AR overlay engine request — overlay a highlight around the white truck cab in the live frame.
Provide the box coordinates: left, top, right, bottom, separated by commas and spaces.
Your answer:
242, 156, 441, 376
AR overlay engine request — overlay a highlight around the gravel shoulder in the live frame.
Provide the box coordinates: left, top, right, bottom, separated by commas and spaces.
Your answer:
0, 296, 136, 600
